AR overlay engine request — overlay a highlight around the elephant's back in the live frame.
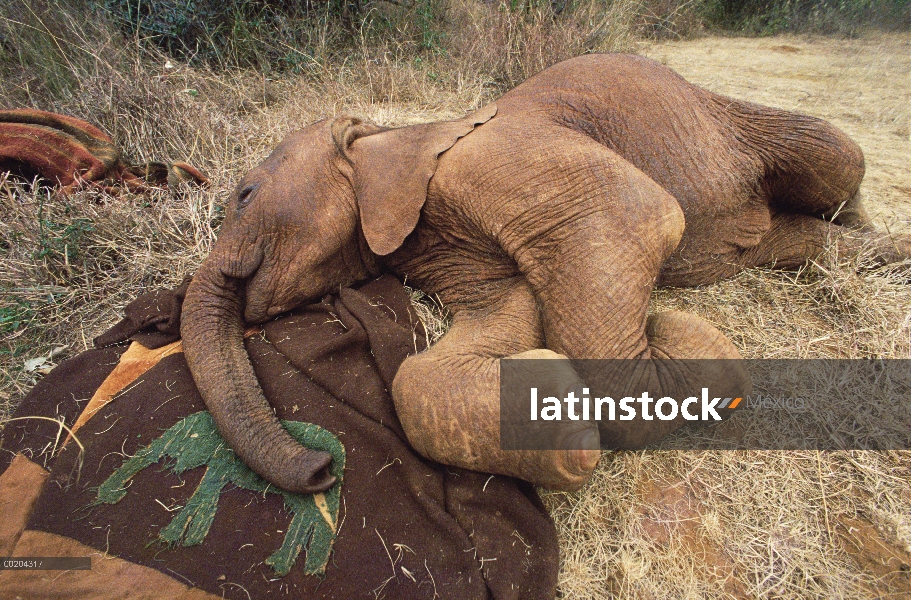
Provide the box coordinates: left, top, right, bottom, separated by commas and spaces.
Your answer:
496, 53, 766, 220
498, 54, 694, 107
496, 54, 781, 286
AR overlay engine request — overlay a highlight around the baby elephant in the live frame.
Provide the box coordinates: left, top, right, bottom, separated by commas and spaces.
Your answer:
180, 54, 909, 494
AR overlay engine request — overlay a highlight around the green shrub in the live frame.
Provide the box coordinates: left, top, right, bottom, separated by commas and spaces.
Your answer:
698, 0, 911, 34
99, 0, 365, 70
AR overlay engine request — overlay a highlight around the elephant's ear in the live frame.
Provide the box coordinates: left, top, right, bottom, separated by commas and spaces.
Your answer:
333, 104, 497, 256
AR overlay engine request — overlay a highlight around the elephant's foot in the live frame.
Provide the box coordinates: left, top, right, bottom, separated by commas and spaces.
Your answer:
821, 190, 872, 231
822, 191, 911, 267
589, 310, 750, 449
395, 347, 600, 491
392, 281, 601, 491
846, 229, 911, 271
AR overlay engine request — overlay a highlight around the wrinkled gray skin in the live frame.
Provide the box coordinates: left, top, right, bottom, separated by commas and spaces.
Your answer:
181, 54, 908, 494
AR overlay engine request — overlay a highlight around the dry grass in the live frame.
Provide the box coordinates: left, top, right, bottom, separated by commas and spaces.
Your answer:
1, 6, 911, 597
547, 449, 911, 598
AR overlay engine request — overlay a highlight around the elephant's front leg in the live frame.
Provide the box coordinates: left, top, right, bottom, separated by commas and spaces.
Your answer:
392, 278, 601, 491
516, 161, 749, 449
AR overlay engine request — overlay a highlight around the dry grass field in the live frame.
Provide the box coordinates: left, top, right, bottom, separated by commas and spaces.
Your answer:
2, 19, 910, 599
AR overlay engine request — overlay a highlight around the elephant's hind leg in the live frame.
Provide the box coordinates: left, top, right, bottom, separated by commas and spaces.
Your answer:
392, 278, 601, 491
737, 212, 911, 272
732, 100, 911, 265
723, 94, 867, 224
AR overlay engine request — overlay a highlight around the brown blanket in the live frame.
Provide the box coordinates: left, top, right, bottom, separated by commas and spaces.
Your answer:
0, 275, 559, 599
0, 109, 208, 194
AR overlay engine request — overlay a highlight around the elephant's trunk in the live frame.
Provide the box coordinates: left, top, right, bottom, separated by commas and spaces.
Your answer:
181, 256, 336, 494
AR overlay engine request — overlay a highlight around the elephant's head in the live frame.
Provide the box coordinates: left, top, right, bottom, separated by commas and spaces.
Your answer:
180, 105, 496, 493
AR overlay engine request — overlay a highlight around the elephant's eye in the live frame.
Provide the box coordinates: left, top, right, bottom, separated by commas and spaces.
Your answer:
237, 184, 259, 209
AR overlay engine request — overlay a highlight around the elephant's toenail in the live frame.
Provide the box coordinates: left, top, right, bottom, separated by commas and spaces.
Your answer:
561, 429, 601, 475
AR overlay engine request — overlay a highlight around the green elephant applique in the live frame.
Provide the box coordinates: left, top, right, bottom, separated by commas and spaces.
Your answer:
95, 411, 345, 576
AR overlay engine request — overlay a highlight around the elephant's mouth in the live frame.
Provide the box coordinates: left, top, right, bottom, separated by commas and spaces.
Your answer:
242, 268, 286, 324
243, 271, 308, 324
266, 304, 293, 318
243, 291, 282, 324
